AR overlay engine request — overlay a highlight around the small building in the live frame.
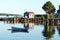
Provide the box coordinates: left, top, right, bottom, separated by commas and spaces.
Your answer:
54, 5, 60, 26
24, 12, 35, 18
35, 14, 47, 18
35, 14, 47, 24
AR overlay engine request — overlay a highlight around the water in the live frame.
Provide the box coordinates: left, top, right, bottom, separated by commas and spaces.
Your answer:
0, 21, 60, 40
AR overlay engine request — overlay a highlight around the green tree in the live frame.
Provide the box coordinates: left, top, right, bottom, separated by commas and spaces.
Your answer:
42, 1, 55, 14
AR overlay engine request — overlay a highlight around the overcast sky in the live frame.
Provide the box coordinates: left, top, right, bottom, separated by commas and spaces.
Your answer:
0, 0, 60, 15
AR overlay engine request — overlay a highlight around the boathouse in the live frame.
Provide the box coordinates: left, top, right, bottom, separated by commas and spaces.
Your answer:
23, 12, 35, 23
54, 5, 60, 26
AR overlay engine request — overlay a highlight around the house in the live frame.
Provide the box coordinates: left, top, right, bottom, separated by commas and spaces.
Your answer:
24, 12, 35, 18
23, 12, 35, 22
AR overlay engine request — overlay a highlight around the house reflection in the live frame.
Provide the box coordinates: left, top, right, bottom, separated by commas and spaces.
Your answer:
8, 27, 29, 33
24, 23, 34, 29
42, 24, 55, 39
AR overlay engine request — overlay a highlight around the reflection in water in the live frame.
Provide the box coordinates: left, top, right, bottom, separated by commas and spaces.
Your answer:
57, 26, 60, 36
24, 23, 34, 29
4, 20, 60, 40
4, 20, 34, 29
42, 24, 55, 39
8, 27, 29, 33
4, 20, 19, 24
7, 22, 34, 33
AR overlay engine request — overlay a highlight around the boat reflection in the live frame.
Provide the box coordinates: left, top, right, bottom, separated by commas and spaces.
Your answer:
8, 27, 29, 33
42, 24, 55, 39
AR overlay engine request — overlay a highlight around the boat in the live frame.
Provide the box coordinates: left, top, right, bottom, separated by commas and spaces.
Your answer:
8, 27, 29, 33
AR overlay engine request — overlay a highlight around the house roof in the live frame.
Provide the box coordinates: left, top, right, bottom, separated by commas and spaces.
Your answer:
35, 15, 41, 17
24, 12, 34, 14
35, 14, 47, 17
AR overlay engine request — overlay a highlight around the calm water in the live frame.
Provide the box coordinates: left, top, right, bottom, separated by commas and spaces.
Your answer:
0, 21, 60, 40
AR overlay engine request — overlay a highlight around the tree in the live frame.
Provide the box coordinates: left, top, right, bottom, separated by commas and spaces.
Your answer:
42, 1, 55, 14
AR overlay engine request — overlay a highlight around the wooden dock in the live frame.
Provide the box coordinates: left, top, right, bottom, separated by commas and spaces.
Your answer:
0, 16, 60, 26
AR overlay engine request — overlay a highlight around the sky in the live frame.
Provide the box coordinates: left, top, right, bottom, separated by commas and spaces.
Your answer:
0, 0, 60, 15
